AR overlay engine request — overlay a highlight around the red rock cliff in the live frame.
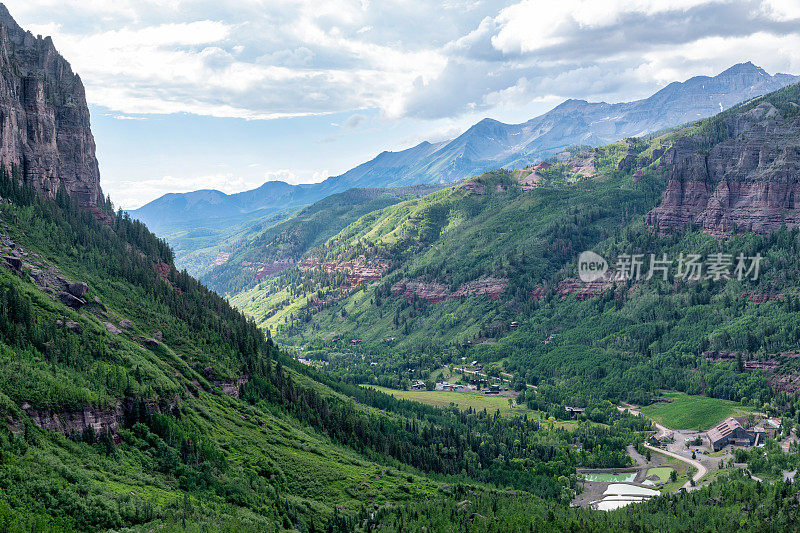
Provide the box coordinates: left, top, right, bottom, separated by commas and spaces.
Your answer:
646, 99, 800, 233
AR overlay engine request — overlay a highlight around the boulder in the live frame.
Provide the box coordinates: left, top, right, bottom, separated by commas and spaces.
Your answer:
142, 337, 159, 348
67, 282, 89, 297
104, 322, 122, 335
56, 319, 80, 332
119, 319, 133, 329
58, 292, 85, 308
153, 330, 163, 342
4, 256, 21, 271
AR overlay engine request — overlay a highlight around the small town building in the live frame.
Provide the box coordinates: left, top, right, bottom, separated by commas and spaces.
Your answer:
767, 418, 782, 430
565, 406, 586, 418
411, 380, 427, 390
707, 417, 764, 451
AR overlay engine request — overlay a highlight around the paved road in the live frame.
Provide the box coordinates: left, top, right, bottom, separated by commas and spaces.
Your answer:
644, 444, 707, 490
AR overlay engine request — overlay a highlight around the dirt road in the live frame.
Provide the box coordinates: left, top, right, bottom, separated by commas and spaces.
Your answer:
619, 403, 707, 489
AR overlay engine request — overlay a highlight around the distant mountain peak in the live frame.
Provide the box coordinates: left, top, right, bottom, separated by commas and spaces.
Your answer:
719, 61, 767, 77
466, 117, 506, 133
133, 62, 800, 255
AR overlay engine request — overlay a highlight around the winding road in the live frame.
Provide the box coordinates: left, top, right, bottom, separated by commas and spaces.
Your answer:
643, 443, 707, 490
619, 403, 707, 490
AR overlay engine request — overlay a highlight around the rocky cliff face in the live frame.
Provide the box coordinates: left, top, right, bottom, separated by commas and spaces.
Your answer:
646, 97, 800, 234
0, 5, 100, 205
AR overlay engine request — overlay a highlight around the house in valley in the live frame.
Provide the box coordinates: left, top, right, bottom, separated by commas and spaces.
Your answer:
707, 417, 764, 451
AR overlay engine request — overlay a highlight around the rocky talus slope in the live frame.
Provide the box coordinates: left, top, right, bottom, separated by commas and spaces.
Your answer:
0, 4, 100, 205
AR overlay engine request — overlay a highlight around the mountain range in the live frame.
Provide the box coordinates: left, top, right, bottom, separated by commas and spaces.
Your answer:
131, 62, 798, 246
232, 80, 800, 395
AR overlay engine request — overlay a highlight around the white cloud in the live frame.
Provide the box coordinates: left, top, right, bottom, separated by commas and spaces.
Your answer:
491, 0, 728, 54
343, 113, 368, 128
7, 0, 451, 120
6, 0, 800, 125
761, 0, 800, 20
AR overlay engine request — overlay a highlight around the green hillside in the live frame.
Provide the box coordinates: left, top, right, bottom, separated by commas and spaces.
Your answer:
200, 185, 445, 296
232, 85, 800, 413
0, 166, 722, 531
0, 172, 461, 529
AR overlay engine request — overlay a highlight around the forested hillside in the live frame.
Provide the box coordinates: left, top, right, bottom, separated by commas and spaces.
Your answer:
4, 139, 800, 531
200, 185, 446, 296
233, 83, 800, 415
0, 165, 711, 531
8, 2, 800, 530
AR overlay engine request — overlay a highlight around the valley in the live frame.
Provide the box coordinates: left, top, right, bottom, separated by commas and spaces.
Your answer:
3, 1, 800, 530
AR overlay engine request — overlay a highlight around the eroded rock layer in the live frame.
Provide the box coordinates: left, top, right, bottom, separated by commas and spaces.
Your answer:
646, 100, 800, 233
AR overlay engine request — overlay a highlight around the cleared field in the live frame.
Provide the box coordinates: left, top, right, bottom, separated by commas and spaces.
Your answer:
646, 467, 674, 484
364, 386, 531, 416
640, 392, 755, 430
648, 450, 692, 493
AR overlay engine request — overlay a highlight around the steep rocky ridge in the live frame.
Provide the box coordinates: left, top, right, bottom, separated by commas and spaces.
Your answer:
0, 4, 100, 205
646, 88, 800, 233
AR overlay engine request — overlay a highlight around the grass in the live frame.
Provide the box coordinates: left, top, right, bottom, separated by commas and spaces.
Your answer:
640, 392, 756, 430
364, 386, 532, 416
646, 467, 675, 484
648, 449, 692, 493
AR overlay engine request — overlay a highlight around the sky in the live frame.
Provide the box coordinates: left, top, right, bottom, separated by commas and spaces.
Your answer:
6, 0, 800, 209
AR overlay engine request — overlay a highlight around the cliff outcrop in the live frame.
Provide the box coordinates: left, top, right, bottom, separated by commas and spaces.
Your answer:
646, 99, 800, 233
0, 5, 101, 205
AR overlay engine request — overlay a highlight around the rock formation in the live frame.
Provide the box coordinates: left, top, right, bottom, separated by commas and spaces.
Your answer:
0, 4, 101, 205
646, 99, 800, 234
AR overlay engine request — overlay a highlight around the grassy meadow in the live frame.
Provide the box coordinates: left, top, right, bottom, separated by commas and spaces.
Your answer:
640, 392, 756, 430
364, 385, 532, 416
